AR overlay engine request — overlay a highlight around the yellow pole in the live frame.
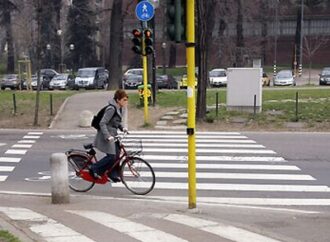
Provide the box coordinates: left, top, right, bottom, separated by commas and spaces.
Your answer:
142, 30, 149, 125
186, 0, 196, 209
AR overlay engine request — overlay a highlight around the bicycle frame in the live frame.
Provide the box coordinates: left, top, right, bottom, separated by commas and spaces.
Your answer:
68, 139, 131, 185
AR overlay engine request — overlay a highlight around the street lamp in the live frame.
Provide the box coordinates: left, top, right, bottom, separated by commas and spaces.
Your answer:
299, 0, 304, 77
273, 0, 279, 77
46, 44, 51, 68
69, 44, 75, 74
57, 29, 64, 73
161, 42, 167, 74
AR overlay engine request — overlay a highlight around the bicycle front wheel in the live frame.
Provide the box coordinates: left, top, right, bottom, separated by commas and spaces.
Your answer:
67, 154, 95, 192
121, 157, 155, 195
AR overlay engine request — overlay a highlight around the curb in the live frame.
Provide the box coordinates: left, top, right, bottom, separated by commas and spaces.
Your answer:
48, 96, 71, 129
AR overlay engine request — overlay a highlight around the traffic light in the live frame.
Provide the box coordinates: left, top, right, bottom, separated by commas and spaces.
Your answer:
166, 0, 186, 43
131, 29, 142, 54
144, 29, 154, 55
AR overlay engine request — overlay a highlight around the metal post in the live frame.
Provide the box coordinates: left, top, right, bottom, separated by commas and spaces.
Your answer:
150, 17, 157, 106
12, 93, 17, 115
273, 0, 278, 77
50, 94, 53, 116
295, 91, 299, 122
50, 153, 70, 204
254, 94, 257, 117
142, 22, 149, 124
216, 92, 219, 118
186, 0, 196, 209
299, 0, 304, 77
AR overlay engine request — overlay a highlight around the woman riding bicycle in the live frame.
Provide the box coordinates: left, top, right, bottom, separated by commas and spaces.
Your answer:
89, 89, 128, 182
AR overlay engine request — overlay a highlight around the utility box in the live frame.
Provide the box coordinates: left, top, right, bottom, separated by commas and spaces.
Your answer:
226, 68, 262, 113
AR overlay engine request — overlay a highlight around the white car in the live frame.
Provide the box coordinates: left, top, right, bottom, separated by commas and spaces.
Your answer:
49, 74, 72, 90
123, 68, 143, 80
273, 70, 296, 86
209, 68, 227, 87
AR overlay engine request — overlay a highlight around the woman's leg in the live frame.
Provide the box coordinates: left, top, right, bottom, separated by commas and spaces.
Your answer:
91, 154, 116, 175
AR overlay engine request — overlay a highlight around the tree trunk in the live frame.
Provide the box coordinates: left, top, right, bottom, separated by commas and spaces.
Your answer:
168, 43, 177, 68
108, 0, 123, 90
235, 0, 244, 67
4, 7, 15, 73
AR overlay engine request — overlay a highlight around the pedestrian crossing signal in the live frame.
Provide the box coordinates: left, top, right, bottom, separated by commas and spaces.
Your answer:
132, 29, 143, 54
144, 29, 154, 55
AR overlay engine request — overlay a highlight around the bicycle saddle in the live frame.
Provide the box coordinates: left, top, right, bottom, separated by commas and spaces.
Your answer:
83, 143, 94, 149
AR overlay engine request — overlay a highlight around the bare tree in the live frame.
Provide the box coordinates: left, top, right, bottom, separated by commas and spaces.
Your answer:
108, 0, 123, 89
303, 35, 329, 84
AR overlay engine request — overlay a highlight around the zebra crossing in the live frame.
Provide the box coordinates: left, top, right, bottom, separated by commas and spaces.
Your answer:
0, 131, 43, 181
116, 130, 330, 206
0, 206, 282, 242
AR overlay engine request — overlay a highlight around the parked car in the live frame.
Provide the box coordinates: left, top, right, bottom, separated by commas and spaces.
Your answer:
178, 74, 197, 89
262, 72, 270, 86
49, 74, 74, 90
156, 74, 177, 89
124, 74, 143, 89
40, 69, 59, 81
209, 68, 227, 87
75, 67, 107, 89
31, 75, 51, 90
273, 70, 296, 86
123, 68, 143, 80
319, 67, 330, 85
1, 74, 20, 90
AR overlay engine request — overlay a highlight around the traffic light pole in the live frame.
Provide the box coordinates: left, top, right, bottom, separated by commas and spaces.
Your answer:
186, 0, 196, 209
142, 22, 149, 125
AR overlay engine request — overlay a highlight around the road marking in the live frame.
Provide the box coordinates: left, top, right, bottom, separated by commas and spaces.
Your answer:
126, 142, 265, 148
23, 135, 40, 139
27, 132, 43, 135
134, 172, 314, 180
17, 140, 36, 144
141, 155, 286, 162
0, 143, 6, 147
161, 214, 281, 242
0, 176, 7, 181
150, 163, 300, 170
129, 130, 241, 135
0, 157, 21, 163
12, 144, 32, 148
67, 210, 188, 242
0, 166, 15, 172
112, 182, 330, 192
128, 134, 248, 139
149, 196, 330, 206
0, 207, 93, 241
5, 149, 27, 155
125, 138, 256, 143
139, 148, 276, 154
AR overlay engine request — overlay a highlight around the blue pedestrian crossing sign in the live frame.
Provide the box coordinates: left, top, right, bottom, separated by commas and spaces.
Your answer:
135, 1, 155, 22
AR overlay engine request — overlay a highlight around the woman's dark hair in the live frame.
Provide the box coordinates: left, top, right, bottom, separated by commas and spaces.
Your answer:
114, 89, 128, 101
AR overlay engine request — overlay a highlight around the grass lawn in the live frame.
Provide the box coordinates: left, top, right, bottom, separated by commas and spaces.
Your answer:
0, 230, 21, 242
0, 90, 75, 128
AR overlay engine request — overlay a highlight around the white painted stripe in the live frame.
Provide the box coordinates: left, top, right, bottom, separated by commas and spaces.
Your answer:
0, 166, 15, 172
17, 140, 36, 144
12, 144, 32, 148
112, 182, 330, 192
150, 163, 299, 170
0, 143, 6, 147
5, 149, 27, 155
0, 207, 93, 241
141, 155, 286, 162
27, 132, 43, 135
126, 138, 256, 143
23, 135, 40, 139
139, 148, 275, 154
129, 130, 241, 135
0, 157, 21, 163
0, 176, 7, 181
126, 143, 264, 148
163, 214, 281, 242
128, 134, 248, 139
136, 171, 314, 180
149, 196, 330, 206
67, 210, 187, 242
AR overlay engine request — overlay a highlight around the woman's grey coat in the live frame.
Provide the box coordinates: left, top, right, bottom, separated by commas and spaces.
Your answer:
93, 98, 125, 154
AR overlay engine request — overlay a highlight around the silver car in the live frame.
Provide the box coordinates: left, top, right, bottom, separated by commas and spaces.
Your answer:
273, 70, 296, 86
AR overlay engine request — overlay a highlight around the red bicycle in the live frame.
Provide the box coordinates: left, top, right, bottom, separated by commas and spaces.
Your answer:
65, 134, 155, 195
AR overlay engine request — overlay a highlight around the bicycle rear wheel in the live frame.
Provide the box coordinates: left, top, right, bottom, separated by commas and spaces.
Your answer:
67, 154, 95, 192
121, 157, 155, 195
